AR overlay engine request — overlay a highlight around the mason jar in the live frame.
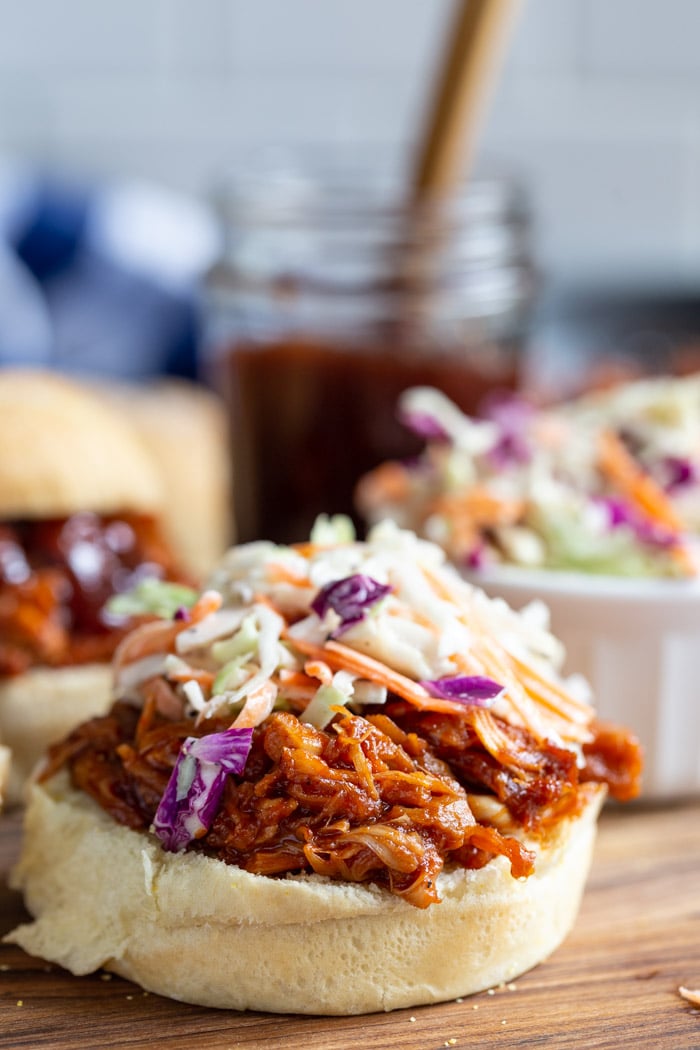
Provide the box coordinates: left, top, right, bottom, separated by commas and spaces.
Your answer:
203, 152, 536, 544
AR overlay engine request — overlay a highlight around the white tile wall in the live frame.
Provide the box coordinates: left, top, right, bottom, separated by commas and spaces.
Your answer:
485, 134, 692, 283
1, 0, 700, 287
229, 0, 444, 73
582, 0, 700, 76
507, 0, 583, 73
156, 0, 231, 73
0, 0, 161, 72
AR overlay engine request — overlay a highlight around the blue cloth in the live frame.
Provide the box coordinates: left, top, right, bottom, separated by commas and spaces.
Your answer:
0, 165, 219, 382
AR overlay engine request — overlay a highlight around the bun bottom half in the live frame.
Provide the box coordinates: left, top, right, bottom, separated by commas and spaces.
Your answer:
7, 775, 605, 1015
0, 665, 113, 804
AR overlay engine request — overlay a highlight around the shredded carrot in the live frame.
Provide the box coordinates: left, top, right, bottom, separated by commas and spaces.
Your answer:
290, 635, 465, 715
167, 666, 216, 690
304, 660, 333, 685
252, 592, 290, 622
189, 590, 224, 624
356, 461, 411, 505
420, 563, 592, 740
662, 538, 698, 575
266, 563, 311, 587
290, 542, 321, 558
474, 638, 549, 737
232, 680, 278, 728
278, 669, 318, 688
597, 430, 697, 575
509, 653, 593, 721
418, 566, 532, 717
273, 671, 318, 703
431, 486, 525, 528
112, 619, 183, 675
112, 591, 224, 679
420, 564, 468, 606
450, 650, 489, 677
597, 429, 685, 531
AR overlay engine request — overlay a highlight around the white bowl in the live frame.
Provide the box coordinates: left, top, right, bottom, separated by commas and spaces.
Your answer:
470, 566, 700, 800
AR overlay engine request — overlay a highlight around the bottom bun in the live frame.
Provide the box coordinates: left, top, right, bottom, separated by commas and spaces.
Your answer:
7, 775, 605, 1015
0, 665, 113, 804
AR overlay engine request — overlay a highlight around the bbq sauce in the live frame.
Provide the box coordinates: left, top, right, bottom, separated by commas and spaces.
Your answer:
223, 337, 519, 544
204, 165, 533, 544
0, 513, 188, 675
22, 513, 179, 634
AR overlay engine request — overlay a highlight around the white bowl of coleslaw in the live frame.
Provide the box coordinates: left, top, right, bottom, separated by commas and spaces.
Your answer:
357, 379, 700, 800
471, 563, 700, 800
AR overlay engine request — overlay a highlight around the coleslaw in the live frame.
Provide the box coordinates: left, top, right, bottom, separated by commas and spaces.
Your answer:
47, 519, 641, 906
355, 378, 700, 578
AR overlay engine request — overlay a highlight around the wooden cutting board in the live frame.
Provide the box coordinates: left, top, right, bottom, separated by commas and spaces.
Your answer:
1, 799, 699, 1050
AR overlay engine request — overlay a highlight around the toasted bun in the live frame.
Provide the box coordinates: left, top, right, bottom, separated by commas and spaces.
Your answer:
0, 370, 162, 518
7, 776, 605, 1014
0, 665, 113, 804
98, 379, 233, 577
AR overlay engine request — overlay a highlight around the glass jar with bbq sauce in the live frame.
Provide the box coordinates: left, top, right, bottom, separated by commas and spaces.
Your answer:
202, 151, 536, 545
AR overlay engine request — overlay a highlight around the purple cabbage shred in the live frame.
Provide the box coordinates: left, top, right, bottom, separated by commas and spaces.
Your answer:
481, 393, 534, 468
598, 497, 677, 549
419, 674, 504, 706
398, 407, 451, 443
152, 726, 253, 852
661, 455, 697, 492
465, 542, 488, 570
311, 574, 392, 637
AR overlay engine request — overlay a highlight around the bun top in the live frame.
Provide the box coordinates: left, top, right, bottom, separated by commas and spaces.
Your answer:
0, 370, 163, 519
97, 378, 233, 577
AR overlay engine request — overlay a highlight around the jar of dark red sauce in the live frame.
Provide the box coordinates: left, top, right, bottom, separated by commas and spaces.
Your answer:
203, 153, 536, 544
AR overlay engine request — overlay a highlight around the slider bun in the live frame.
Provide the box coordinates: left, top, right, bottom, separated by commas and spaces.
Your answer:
7, 776, 605, 1014
0, 370, 162, 518
98, 379, 233, 578
0, 665, 113, 805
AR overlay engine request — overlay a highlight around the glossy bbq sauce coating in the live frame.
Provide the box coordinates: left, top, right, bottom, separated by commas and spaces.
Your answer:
44, 691, 642, 908
0, 513, 186, 676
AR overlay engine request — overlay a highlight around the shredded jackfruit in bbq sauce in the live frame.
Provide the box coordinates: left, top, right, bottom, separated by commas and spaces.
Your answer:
40, 523, 643, 908
0, 514, 192, 676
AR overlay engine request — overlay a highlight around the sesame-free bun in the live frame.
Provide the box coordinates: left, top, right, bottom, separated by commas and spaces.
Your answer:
7, 776, 605, 1014
0, 665, 113, 805
98, 379, 233, 577
0, 370, 162, 519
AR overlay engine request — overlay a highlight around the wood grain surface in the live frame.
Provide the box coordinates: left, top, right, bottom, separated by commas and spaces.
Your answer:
1, 799, 699, 1050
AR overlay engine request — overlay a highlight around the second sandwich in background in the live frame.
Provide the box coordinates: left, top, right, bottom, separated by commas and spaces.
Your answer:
0, 369, 206, 803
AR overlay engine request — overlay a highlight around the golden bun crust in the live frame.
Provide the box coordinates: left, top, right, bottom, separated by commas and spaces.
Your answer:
0, 370, 162, 518
0, 665, 113, 805
7, 776, 605, 1014
98, 379, 233, 577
